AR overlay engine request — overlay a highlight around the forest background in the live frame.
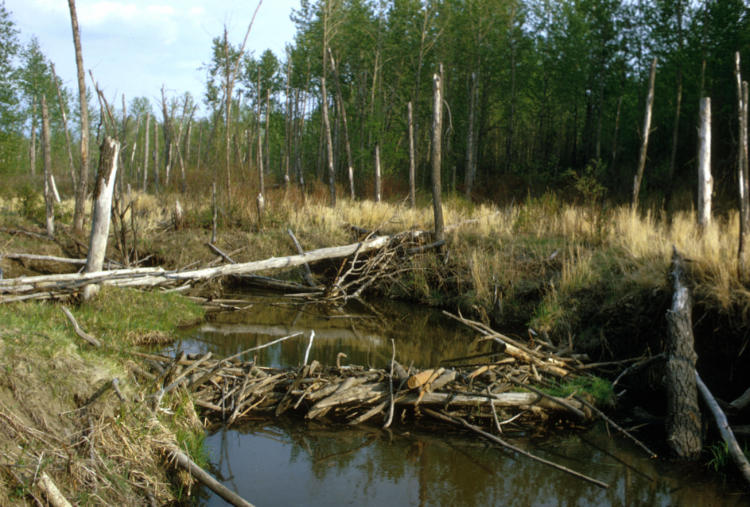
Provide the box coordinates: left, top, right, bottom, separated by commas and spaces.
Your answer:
0, 0, 749, 212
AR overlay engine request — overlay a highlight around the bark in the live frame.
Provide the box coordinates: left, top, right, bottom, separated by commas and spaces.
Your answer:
160, 86, 173, 188
83, 137, 120, 300
50, 63, 76, 187
68, 0, 90, 234
408, 101, 416, 208
666, 70, 683, 210
633, 57, 657, 210
283, 55, 292, 189
41, 96, 54, 238
697, 97, 712, 229
665, 248, 701, 459
374, 143, 382, 203
431, 65, 445, 242
610, 95, 622, 175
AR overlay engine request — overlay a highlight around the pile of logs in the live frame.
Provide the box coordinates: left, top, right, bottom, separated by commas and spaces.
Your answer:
143, 316, 593, 432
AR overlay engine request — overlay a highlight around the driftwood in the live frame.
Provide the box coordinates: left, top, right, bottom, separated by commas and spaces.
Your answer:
167, 445, 254, 507
696, 370, 750, 486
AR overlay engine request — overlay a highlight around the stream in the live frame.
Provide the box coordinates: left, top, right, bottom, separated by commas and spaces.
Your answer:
169, 294, 749, 506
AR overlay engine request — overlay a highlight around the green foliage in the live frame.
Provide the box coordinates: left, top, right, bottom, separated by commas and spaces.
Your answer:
545, 375, 615, 407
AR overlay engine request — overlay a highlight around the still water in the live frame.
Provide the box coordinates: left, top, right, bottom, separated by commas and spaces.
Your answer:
171, 295, 749, 506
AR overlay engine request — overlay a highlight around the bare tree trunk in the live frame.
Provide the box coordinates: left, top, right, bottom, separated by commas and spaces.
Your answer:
374, 143, 382, 202
142, 112, 150, 192
431, 65, 445, 242
610, 95, 622, 175
665, 248, 702, 459
666, 71, 683, 210
50, 63, 77, 188
68, 0, 90, 234
633, 57, 657, 210
328, 48, 355, 200
283, 54, 292, 189
737, 51, 750, 278
408, 101, 416, 208
697, 97, 712, 229
83, 137, 120, 300
29, 98, 37, 177
464, 72, 477, 199
265, 88, 271, 182
211, 182, 217, 244
160, 86, 173, 189
153, 121, 160, 193
41, 96, 54, 237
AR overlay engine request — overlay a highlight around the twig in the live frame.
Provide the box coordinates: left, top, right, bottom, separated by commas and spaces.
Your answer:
60, 306, 101, 347
611, 354, 664, 389
287, 229, 316, 287
508, 378, 586, 419
423, 408, 609, 489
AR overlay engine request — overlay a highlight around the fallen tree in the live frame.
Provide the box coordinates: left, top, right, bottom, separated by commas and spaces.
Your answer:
0, 234, 395, 302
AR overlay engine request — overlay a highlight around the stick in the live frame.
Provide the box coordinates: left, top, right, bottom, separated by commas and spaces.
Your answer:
60, 306, 101, 347
508, 378, 586, 420
3, 253, 86, 265
573, 395, 657, 458
423, 408, 609, 489
696, 370, 750, 486
303, 330, 315, 366
384, 339, 396, 429
207, 243, 236, 264
167, 445, 255, 507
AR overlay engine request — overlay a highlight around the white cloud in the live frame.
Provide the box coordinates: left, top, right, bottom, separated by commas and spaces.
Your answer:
79, 2, 139, 26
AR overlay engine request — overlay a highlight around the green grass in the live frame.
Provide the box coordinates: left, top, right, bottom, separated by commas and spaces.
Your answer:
544, 375, 614, 406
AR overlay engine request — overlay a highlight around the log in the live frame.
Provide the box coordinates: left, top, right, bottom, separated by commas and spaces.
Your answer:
730, 386, 750, 411
696, 370, 750, 486
2, 253, 87, 265
167, 445, 254, 507
664, 247, 702, 459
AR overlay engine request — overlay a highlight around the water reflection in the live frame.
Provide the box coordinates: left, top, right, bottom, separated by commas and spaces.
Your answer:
172, 296, 478, 368
201, 421, 749, 506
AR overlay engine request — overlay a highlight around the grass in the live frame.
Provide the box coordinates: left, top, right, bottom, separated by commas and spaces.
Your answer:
0, 288, 206, 505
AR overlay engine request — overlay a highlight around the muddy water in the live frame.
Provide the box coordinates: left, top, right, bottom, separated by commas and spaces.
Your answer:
172, 295, 749, 506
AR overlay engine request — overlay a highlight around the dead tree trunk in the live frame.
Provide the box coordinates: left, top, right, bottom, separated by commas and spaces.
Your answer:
408, 101, 416, 208
50, 63, 77, 188
665, 247, 702, 459
633, 57, 657, 211
68, 0, 90, 234
160, 86, 173, 188
464, 72, 478, 200
41, 96, 54, 238
697, 97, 712, 229
328, 48, 355, 200
737, 52, 750, 278
611, 95, 622, 175
83, 137, 120, 300
29, 98, 37, 177
431, 65, 445, 243
142, 112, 150, 192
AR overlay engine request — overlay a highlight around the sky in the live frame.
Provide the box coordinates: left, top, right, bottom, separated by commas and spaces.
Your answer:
7, 0, 300, 114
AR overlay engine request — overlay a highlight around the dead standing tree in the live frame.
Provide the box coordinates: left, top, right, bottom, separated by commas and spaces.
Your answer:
632, 57, 657, 211
736, 52, 750, 278
41, 96, 54, 238
431, 64, 445, 243
67, 0, 90, 235
83, 137, 120, 300
697, 97, 712, 229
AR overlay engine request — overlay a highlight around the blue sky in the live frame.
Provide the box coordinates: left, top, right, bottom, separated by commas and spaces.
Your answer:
7, 0, 299, 113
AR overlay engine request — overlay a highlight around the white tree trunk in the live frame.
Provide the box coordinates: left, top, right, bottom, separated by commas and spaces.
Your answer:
697, 97, 712, 228
83, 136, 120, 300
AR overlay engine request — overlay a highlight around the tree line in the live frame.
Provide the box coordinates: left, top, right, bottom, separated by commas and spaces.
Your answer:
1, 0, 749, 212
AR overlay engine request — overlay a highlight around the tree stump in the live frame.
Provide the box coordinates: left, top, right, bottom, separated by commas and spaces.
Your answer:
665, 247, 702, 459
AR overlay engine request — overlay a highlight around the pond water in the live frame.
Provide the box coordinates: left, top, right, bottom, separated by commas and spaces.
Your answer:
170, 294, 750, 507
